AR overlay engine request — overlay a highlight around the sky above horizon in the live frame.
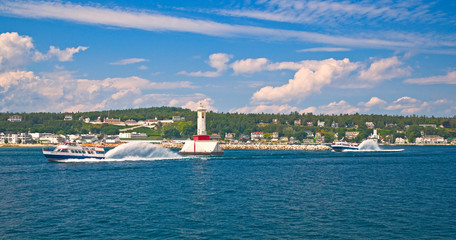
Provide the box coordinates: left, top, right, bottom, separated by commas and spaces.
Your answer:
0, 0, 455, 116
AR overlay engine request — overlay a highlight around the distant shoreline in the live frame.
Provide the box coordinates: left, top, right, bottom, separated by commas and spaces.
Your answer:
1, 143, 454, 149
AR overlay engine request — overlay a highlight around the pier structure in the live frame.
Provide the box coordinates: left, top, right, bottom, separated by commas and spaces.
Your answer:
179, 105, 223, 155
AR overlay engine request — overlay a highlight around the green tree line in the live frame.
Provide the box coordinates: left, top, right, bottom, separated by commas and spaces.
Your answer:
1, 107, 455, 141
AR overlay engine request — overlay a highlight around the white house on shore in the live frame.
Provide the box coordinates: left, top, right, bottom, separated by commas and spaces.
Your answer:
8, 115, 22, 122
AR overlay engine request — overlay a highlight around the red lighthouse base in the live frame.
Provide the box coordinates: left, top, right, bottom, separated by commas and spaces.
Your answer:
193, 135, 210, 141
179, 135, 224, 155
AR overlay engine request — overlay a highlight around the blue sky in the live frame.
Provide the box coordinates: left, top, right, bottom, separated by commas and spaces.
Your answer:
0, 0, 455, 116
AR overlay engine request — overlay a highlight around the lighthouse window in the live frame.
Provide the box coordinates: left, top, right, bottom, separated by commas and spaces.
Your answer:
202, 112, 205, 118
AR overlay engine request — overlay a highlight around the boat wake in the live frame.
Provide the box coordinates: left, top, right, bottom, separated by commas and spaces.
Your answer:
343, 139, 404, 152
56, 142, 185, 162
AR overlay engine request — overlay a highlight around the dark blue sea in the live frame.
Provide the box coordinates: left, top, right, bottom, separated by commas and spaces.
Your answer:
1, 144, 455, 239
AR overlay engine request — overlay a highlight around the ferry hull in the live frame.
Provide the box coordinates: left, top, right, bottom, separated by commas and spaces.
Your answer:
43, 151, 105, 161
331, 146, 359, 152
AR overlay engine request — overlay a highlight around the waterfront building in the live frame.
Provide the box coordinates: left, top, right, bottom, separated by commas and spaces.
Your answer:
317, 120, 325, 127
104, 135, 121, 144
8, 115, 22, 122
272, 132, 279, 140
307, 121, 313, 126
104, 117, 125, 126
304, 130, 314, 137
210, 133, 221, 140
368, 129, 380, 142
225, 133, 235, 140
315, 132, 325, 143
64, 115, 73, 121
422, 135, 446, 144
395, 137, 408, 144
239, 134, 250, 140
251, 132, 264, 141
125, 119, 138, 125
365, 122, 375, 129
419, 124, 437, 129
294, 119, 301, 126
345, 131, 360, 140
172, 116, 185, 121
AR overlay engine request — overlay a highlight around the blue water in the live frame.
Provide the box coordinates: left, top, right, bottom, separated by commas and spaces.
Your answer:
1, 145, 455, 239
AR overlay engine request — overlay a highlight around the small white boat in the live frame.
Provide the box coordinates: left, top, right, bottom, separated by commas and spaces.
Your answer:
42, 142, 105, 161
331, 138, 358, 152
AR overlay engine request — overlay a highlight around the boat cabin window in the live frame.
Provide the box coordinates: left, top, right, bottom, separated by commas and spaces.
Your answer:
61, 149, 68, 153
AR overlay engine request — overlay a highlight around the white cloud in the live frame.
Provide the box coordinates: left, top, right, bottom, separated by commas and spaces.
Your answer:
0, 32, 88, 70
138, 65, 148, 70
385, 96, 427, 114
297, 47, 351, 52
357, 56, 411, 86
181, 98, 217, 112
0, 70, 198, 112
358, 97, 387, 109
0, 70, 37, 93
0, 32, 34, 70
251, 58, 358, 103
179, 53, 232, 77
231, 58, 269, 75
0, 1, 421, 50
230, 104, 299, 114
404, 71, 456, 85
216, 0, 443, 26
109, 58, 148, 65
302, 100, 360, 115
46, 46, 88, 61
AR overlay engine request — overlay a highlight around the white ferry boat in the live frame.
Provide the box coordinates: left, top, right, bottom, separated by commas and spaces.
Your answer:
42, 143, 105, 161
331, 138, 359, 152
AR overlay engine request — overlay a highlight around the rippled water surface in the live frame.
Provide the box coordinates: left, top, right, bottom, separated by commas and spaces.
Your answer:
1, 145, 455, 239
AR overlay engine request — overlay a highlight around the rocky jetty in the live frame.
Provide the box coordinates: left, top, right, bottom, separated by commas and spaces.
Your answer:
221, 144, 331, 151
161, 143, 331, 151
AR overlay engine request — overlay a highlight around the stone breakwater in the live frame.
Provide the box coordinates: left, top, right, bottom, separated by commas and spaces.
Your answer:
161, 143, 331, 151
222, 144, 331, 151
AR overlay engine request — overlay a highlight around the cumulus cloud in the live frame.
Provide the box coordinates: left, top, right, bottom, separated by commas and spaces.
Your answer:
358, 97, 387, 110
231, 58, 269, 74
385, 96, 427, 114
46, 46, 88, 61
302, 100, 360, 115
357, 56, 411, 87
252, 58, 358, 103
109, 58, 148, 65
179, 53, 232, 77
230, 104, 299, 114
231, 96, 455, 116
0, 32, 34, 70
404, 71, 456, 85
0, 69, 198, 112
181, 98, 217, 112
0, 32, 87, 70
359, 96, 455, 115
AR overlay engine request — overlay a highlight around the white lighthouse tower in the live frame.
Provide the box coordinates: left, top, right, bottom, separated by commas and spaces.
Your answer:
179, 104, 223, 155
197, 105, 207, 135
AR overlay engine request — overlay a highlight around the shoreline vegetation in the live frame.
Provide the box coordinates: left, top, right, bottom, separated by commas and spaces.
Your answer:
1, 142, 454, 150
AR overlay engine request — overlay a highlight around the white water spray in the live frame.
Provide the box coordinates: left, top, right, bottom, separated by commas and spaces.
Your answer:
105, 142, 183, 160
358, 139, 381, 151
341, 139, 403, 152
